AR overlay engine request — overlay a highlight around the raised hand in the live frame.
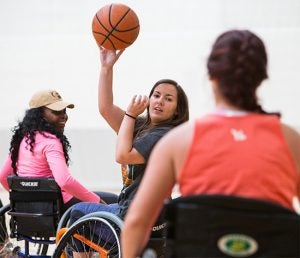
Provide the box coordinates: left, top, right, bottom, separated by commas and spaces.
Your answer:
100, 47, 124, 68
126, 95, 149, 118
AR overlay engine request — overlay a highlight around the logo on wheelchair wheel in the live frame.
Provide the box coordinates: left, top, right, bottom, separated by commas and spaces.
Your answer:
218, 234, 258, 257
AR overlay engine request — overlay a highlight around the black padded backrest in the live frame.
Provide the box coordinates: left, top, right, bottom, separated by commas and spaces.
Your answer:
164, 194, 300, 258
8, 176, 63, 238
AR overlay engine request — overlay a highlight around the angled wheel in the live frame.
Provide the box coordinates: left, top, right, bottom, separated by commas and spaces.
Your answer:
0, 203, 55, 257
56, 206, 73, 233
53, 212, 123, 258
0, 204, 15, 257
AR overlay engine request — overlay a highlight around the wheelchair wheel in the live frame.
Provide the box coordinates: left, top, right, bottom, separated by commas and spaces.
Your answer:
56, 206, 73, 233
0, 203, 56, 257
0, 204, 15, 257
53, 212, 123, 258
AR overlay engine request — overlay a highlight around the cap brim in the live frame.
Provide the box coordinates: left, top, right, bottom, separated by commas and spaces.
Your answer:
46, 101, 75, 111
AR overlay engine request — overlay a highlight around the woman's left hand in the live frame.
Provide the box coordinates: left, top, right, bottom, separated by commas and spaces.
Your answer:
126, 95, 149, 118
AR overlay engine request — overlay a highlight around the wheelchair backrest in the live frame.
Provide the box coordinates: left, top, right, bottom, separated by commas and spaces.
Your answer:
8, 175, 63, 238
164, 194, 300, 258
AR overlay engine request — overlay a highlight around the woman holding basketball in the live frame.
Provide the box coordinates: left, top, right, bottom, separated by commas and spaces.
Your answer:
121, 29, 300, 257
68, 47, 189, 238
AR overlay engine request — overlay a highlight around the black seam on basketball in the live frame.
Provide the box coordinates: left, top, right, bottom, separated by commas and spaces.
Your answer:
99, 4, 133, 46
100, 34, 117, 50
92, 31, 111, 37
108, 5, 131, 31
109, 33, 136, 45
97, 4, 115, 47
98, 35, 117, 50
94, 4, 139, 49
95, 12, 115, 47
113, 24, 139, 33
92, 30, 114, 48
104, 36, 117, 50
95, 13, 110, 33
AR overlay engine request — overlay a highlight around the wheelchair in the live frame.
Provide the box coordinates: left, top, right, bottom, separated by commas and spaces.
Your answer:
53, 209, 166, 258
0, 175, 64, 257
53, 194, 300, 258
163, 194, 300, 258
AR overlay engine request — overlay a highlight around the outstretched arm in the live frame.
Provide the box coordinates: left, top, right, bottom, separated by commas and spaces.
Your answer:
98, 47, 125, 133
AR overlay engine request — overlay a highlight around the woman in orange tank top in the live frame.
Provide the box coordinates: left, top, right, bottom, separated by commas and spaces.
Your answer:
121, 29, 300, 258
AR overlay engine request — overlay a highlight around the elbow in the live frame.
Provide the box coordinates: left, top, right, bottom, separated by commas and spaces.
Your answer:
115, 152, 127, 164
57, 180, 68, 190
115, 148, 132, 164
99, 105, 110, 118
0, 177, 9, 191
56, 176, 72, 191
99, 108, 112, 123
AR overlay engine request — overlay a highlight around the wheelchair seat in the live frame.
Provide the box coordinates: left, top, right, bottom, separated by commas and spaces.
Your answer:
8, 175, 63, 238
5, 175, 64, 256
164, 194, 300, 258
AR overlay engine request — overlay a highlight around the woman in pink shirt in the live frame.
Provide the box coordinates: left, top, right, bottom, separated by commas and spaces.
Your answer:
121, 30, 300, 257
0, 89, 117, 211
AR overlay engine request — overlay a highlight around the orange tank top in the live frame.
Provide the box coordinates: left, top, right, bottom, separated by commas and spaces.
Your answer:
178, 113, 299, 211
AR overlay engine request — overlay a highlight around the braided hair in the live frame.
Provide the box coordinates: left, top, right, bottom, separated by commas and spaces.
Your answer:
207, 29, 280, 116
9, 107, 71, 174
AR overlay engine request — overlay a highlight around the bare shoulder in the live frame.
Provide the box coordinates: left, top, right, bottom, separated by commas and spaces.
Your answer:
281, 123, 300, 169
281, 123, 300, 141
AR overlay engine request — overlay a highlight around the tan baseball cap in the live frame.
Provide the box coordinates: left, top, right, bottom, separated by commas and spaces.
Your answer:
29, 90, 75, 111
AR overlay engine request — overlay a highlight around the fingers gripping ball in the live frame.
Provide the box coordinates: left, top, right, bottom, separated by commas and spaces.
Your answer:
92, 3, 140, 50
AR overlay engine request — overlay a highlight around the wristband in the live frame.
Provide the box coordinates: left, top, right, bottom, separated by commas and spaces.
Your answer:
125, 112, 136, 120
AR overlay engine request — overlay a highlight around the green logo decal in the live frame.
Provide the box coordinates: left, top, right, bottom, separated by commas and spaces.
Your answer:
218, 234, 258, 257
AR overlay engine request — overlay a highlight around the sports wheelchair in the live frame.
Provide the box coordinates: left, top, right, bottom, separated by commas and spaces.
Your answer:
53, 194, 300, 258
53, 209, 166, 258
163, 194, 300, 258
0, 175, 64, 257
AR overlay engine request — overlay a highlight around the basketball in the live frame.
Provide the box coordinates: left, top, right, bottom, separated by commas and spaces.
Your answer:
92, 3, 140, 50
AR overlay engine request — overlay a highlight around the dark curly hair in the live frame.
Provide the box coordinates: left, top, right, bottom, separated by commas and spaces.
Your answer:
9, 107, 71, 174
134, 79, 189, 138
207, 29, 280, 116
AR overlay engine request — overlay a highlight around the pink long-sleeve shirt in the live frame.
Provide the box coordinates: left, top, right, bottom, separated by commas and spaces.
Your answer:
0, 132, 100, 204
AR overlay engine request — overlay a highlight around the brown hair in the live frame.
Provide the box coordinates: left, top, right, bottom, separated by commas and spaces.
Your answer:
207, 29, 280, 116
134, 79, 189, 138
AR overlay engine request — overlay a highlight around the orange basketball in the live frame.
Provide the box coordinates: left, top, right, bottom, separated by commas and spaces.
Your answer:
92, 3, 140, 50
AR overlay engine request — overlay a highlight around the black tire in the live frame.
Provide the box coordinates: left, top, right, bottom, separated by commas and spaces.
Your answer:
53, 212, 123, 258
0, 204, 13, 257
